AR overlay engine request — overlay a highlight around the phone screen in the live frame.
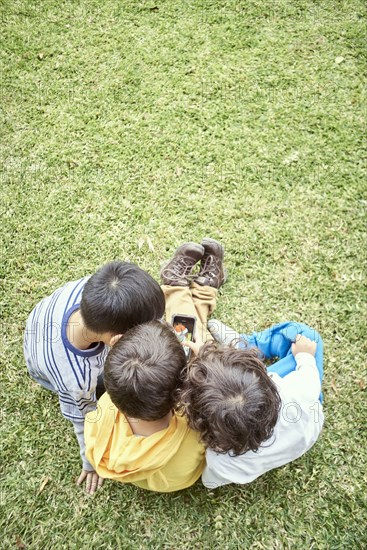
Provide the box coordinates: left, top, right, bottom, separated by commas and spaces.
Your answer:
172, 315, 196, 360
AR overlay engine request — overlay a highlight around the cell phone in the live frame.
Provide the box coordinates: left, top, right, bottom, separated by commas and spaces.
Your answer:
171, 314, 197, 361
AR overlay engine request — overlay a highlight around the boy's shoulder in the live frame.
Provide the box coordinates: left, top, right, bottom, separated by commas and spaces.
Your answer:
27, 276, 89, 322
24, 275, 105, 370
42, 276, 89, 305
86, 395, 203, 454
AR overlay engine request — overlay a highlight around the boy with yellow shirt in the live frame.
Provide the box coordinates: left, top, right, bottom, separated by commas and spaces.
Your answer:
84, 320, 205, 492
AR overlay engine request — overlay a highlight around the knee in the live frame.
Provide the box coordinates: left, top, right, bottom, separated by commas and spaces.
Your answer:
299, 323, 323, 346
281, 321, 323, 345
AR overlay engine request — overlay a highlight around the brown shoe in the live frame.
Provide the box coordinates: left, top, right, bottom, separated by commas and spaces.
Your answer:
160, 242, 204, 286
194, 238, 226, 289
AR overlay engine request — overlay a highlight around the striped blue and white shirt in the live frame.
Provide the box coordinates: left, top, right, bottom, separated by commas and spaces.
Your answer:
24, 277, 109, 470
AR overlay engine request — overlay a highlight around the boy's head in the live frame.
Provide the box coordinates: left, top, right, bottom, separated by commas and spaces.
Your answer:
104, 321, 187, 421
80, 261, 165, 338
182, 343, 281, 456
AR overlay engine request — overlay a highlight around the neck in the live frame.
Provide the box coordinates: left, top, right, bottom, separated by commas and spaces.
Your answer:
67, 309, 102, 350
127, 411, 173, 437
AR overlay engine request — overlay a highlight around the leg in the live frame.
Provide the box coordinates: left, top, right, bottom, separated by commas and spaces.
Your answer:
240, 321, 323, 382
162, 285, 198, 322
188, 237, 225, 342
210, 320, 323, 389
208, 319, 242, 345
162, 285, 210, 345
190, 283, 218, 343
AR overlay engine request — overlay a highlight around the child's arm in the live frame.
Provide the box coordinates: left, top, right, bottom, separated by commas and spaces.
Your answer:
70, 418, 93, 471
279, 335, 322, 403
291, 334, 317, 356
76, 468, 104, 494
72, 420, 103, 494
207, 320, 316, 360
59, 393, 104, 494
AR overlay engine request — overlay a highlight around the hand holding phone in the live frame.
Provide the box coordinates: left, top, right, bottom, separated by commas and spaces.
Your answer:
171, 314, 197, 361
182, 340, 203, 358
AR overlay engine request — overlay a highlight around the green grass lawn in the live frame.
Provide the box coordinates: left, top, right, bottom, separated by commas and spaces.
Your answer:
1, 0, 366, 548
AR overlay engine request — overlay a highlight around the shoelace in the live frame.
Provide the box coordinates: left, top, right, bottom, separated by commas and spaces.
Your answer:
199, 255, 221, 279
162, 256, 197, 279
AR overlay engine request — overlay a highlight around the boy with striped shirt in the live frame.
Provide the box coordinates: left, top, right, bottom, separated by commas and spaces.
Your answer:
24, 261, 165, 492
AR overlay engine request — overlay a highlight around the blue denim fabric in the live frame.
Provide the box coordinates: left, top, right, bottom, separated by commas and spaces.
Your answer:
239, 321, 323, 401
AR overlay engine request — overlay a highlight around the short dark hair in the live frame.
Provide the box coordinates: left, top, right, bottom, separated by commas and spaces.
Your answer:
80, 261, 165, 335
181, 343, 281, 456
104, 321, 187, 420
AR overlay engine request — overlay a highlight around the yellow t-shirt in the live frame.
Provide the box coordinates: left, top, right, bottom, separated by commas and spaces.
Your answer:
85, 393, 205, 492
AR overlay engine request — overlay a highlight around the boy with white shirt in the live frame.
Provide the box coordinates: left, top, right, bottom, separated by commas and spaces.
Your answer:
182, 321, 324, 489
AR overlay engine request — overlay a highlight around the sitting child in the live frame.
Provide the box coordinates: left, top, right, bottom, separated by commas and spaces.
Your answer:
182, 320, 324, 488
24, 261, 165, 492
84, 321, 205, 492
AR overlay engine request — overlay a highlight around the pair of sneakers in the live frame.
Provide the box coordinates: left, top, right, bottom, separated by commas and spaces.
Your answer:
160, 238, 226, 289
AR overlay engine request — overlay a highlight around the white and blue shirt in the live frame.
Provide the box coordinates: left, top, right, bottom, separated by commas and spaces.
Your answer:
24, 277, 109, 469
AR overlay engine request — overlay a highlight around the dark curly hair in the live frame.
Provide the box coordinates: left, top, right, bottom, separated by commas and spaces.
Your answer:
104, 320, 187, 421
181, 342, 281, 456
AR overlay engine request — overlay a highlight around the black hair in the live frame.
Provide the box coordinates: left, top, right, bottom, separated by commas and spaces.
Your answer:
80, 261, 165, 335
104, 321, 187, 420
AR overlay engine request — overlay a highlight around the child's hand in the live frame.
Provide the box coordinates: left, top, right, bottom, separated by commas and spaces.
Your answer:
183, 340, 203, 357
291, 335, 317, 357
76, 469, 104, 495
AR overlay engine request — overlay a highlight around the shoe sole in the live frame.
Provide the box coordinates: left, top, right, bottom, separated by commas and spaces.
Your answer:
201, 237, 224, 259
174, 242, 205, 257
